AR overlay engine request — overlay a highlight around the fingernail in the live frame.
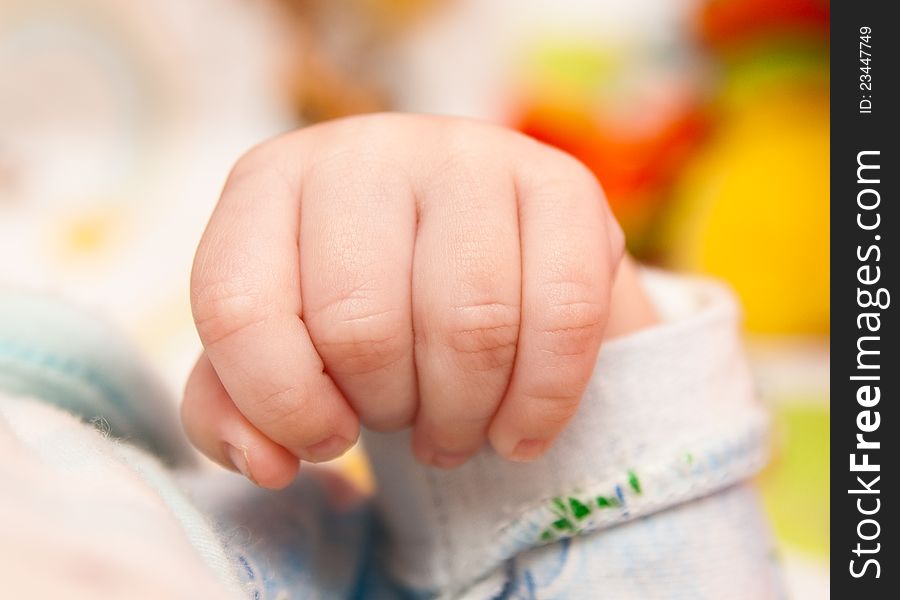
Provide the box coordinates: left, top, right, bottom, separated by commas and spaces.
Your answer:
303, 435, 352, 462
224, 443, 256, 483
509, 439, 547, 462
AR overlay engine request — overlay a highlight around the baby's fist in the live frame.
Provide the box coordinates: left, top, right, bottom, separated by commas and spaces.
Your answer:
182, 114, 652, 488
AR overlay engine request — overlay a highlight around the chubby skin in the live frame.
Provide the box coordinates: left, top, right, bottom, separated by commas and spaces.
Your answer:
182, 114, 657, 489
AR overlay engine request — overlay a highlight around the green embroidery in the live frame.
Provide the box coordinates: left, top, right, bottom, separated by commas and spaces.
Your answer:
569, 497, 591, 519
596, 495, 620, 508
539, 470, 644, 542
627, 470, 642, 495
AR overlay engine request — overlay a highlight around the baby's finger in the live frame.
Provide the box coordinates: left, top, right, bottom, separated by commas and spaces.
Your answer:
191, 142, 359, 462
488, 151, 623, 461
182, 353, 298, 489
300, 156, 418, 432
411, 151, 521, 468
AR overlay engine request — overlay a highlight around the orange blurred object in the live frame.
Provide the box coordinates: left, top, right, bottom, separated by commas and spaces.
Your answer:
699, 0, 830, 48
516, 100, 708, 248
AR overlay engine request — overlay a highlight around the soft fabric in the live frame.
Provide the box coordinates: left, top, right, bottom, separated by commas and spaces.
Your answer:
363, 270, 778, 597
0, 289, 393, 599
0, 394, 242, 599
484, 482, 783, 599
0, 289, 194, 465
0, 272, 783, 599
0, 289, 242, 598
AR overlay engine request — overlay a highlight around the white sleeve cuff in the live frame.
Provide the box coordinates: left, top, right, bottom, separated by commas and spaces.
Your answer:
362, 269, 770, 595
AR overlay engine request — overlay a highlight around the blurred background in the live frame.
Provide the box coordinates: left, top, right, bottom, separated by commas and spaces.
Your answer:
0, 0, 828, 595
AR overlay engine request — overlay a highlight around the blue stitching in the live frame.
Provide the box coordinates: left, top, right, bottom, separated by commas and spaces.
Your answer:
237, 554, 255, 581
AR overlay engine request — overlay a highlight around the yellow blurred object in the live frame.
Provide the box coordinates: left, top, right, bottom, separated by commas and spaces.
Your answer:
45, 203, 133, 276
665, 83, 829, 334
67, 216, 110, 253
336, 446, 376, 494
56, 208, 123, 260
759, 399, 830, 557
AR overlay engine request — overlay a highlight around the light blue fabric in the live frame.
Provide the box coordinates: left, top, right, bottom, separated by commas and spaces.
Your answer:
0, 288, 399, 599
0, 289, 192, 465
0, 288, 783, 599
184, 471, 405, 600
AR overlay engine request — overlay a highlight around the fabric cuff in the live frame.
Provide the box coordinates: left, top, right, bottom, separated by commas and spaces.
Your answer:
362, 269, 770, 595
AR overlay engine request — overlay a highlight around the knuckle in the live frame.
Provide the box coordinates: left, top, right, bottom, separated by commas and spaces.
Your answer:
536, 290, 606, 358
523, 149, 610, 219
441, 302, 520, 372
440, 117, 489, 148
318, 330, 408, 376
249, 383, 326, 446
232, 144, 270, 176
548, 149, 602, 190
523, 392, 582, 426
436, 121, 506, 173
605, 215, 626, 264
257, 383, 309, 420
227, 141, 286, 187
311, 302, 409, 376
191, 276, 273, 347
256, 384, 321, 436
521, 371, 588, 406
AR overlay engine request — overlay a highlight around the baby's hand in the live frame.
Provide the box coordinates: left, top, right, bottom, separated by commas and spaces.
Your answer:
182, 114, 654, 488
